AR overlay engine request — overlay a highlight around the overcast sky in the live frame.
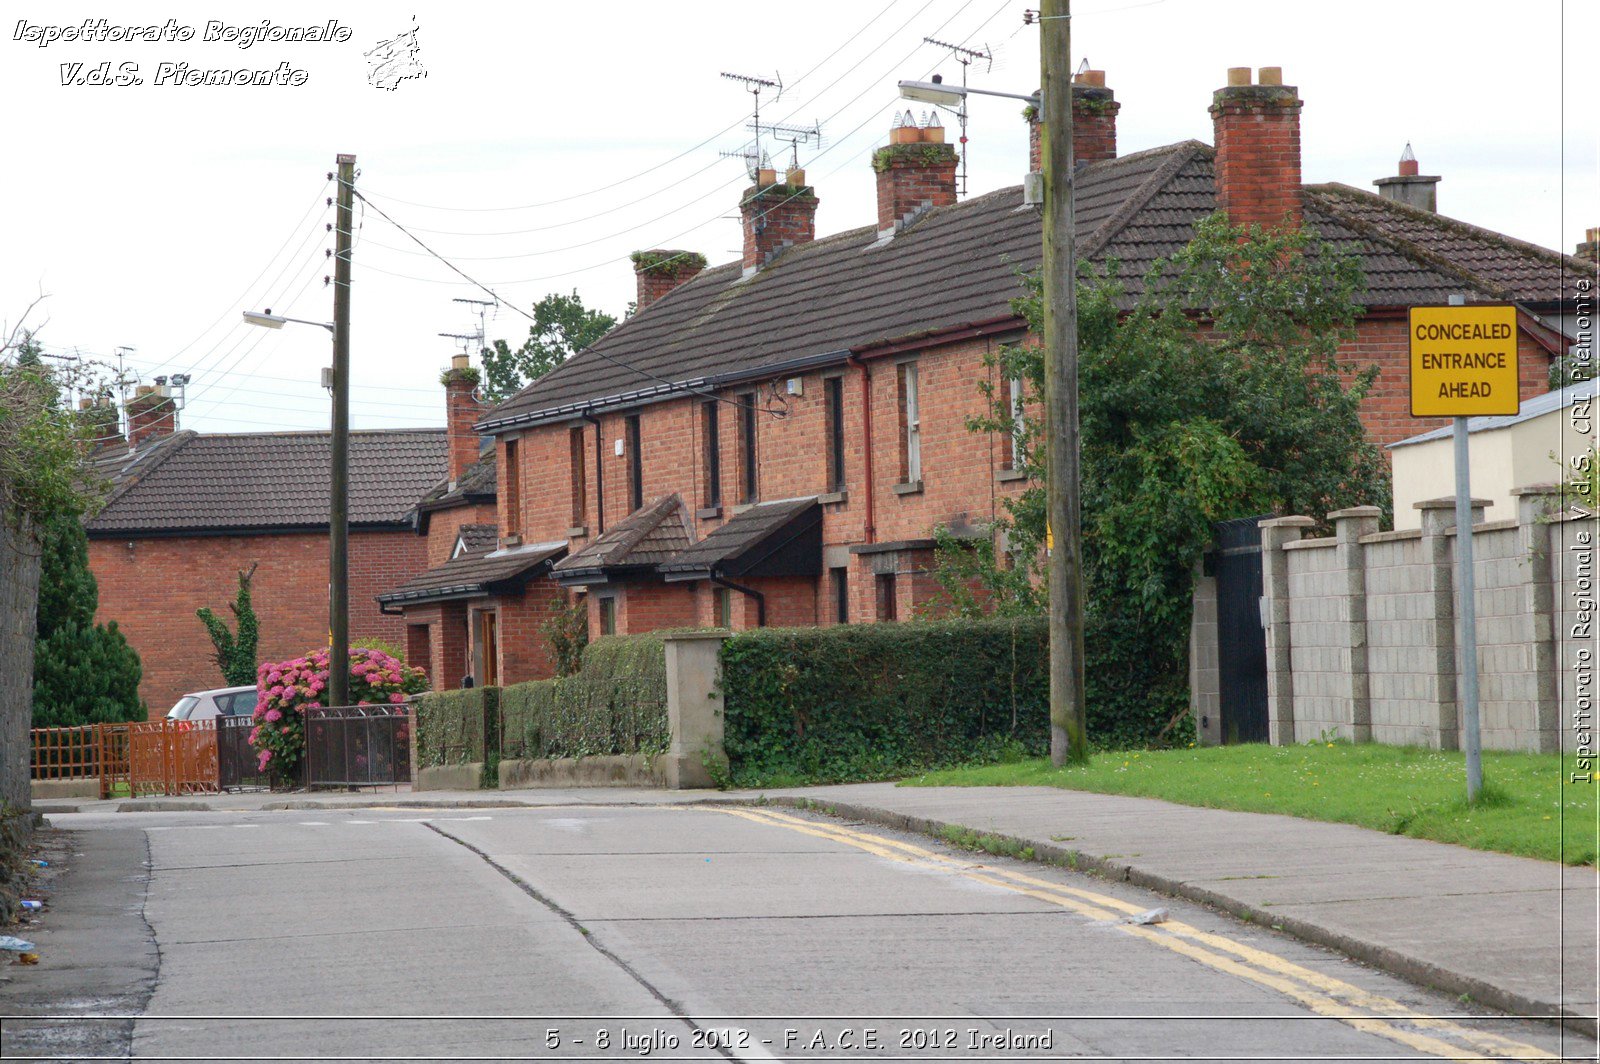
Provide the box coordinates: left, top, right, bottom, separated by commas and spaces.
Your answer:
4, 0, 1595, 439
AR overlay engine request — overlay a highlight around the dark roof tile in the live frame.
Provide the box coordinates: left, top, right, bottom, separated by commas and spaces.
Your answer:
378, 539, 563, 606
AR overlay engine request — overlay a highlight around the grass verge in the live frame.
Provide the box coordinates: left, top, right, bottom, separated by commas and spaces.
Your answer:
904, 744, 1596, 865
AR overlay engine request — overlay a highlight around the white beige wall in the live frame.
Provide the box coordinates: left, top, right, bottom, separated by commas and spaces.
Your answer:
1392, 408, 1591, 529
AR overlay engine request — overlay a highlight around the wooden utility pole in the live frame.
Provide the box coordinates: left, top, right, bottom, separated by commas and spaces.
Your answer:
329, 152, 355, 709
1040, 0, 1088, 765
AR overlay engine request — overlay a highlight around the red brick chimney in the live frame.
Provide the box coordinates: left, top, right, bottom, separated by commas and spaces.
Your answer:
875, 111, 958, 239
740, 165, 819, 276
632, 249, 705, 310
1210, 66, 1303, 232
1028, 69, 1121, 172
441, 353, 483, 485
1373, 143, 1441, 212
126, 385, 175, 449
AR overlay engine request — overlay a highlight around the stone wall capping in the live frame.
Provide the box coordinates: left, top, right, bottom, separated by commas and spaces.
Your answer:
1259, 515, 1317, 528
1415, 496, 1492, 510
1282, 536, 1336, 550
1360, 528, 1424, 545
1510, 482, 1565, 497
1328, 505, 1383, 520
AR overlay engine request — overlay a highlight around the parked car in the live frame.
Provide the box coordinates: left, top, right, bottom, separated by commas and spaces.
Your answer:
165, 685, 259, 723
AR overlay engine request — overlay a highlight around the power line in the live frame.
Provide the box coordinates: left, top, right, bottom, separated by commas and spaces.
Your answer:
354, 0, 914, 215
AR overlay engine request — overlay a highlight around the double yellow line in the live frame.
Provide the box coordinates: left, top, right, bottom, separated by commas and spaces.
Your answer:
717, 805, 1559, 1063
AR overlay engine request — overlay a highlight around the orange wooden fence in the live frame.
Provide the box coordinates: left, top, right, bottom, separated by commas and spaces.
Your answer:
31, 720, 216, 798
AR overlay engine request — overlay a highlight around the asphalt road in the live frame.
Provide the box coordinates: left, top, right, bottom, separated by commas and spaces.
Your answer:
0, 802, 1577, 1062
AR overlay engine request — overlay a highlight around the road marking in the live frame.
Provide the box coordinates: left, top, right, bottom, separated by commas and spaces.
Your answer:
719, 807, 1557, 1062
436, 816, 494, 822
344, 819, 376, 824
297, 821, 330, 826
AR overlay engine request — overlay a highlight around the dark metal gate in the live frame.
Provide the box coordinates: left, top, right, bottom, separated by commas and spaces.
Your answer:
1213, 515, 1271, 744
304, 705, 411, 789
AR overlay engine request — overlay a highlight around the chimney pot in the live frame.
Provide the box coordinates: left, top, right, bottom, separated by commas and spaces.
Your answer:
1257, 66, 1283, 86
1374, 142, 1440, 212
1578, 227, 1600, 261
451, 352, 469, 372
1227, 66, 1252, 86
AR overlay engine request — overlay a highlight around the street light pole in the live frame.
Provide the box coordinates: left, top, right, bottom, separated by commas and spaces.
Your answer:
330, 152, 355, 709
1040, 0, 1088, 765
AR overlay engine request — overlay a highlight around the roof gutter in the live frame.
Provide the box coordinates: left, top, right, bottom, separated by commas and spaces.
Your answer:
476, 349, 856, 435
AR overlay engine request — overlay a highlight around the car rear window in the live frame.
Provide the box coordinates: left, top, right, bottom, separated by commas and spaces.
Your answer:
167, 696, 199, 720
224, 691, 259, 715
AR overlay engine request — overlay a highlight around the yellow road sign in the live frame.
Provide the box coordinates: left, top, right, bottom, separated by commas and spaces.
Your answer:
1408, 304, 1520, 417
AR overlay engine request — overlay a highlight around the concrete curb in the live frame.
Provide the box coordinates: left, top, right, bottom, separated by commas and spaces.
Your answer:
742, 795, 1595, 1038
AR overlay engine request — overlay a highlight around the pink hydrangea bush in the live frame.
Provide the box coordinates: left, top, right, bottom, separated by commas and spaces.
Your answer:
250, 647, 428, 777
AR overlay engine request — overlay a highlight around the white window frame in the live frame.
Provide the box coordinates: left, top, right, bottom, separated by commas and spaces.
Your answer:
1008, 374, 1025, 469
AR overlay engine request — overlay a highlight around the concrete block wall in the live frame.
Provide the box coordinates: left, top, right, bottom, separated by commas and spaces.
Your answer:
1242, 489, 1583, 753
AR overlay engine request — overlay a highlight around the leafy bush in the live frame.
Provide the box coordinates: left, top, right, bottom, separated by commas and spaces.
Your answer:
929, 214, 1390, 749
250, 647, 427, 777
196, 564, 259, 687
414, 686, 498, 768
720, 617, 1050, 786
500, 635, 667, 761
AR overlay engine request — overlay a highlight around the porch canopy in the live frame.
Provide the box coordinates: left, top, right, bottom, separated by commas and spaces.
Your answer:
552, 494, 693, 588
658, 497, 822, 583
377, 540, 565, 612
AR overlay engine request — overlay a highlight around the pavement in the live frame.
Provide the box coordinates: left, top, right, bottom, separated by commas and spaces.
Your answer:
25, 779, 1600, 1052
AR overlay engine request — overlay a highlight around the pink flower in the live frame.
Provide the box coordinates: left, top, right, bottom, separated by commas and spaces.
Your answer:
305, 700, 321, 710
257, 750, 273, 770
281, 726, 291, 734
388, 693, 406, 704
263, 708, 282, 723
248, 726, 260, 743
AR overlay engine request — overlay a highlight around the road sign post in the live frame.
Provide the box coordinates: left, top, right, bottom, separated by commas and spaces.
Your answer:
1409, 303, 1519, 801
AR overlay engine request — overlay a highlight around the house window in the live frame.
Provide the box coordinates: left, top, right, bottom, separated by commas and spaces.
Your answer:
831, 567, 849, 624
598, 596, 617, 636
825, 376, 846, 492
715, 587, 733, 628
702, 401, 721, 508
738, 392, 758, 503
503, 439, 522, 536
875, 572, 898, 622
626, 414, 643, 512
896, 362, 921, 484
1006, 375, 1025, 470
569, 426, 587, 527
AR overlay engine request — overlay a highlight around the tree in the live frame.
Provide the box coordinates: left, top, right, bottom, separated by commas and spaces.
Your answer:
31, 514, 145, 726
197, 563, 261, 687
480, 291, 616, 402
929, 213, 1390, 749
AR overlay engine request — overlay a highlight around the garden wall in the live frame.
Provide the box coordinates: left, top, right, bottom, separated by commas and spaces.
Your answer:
1193, 487, 1592, 753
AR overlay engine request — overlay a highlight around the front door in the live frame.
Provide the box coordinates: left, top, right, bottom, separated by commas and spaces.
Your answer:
478, 610, 500, 688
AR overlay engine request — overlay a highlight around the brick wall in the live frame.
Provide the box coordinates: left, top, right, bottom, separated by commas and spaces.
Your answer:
875, 144, 957, 234
1210, 77, 1303, 233
423, 502, 497, 568
89, 527, 427, 716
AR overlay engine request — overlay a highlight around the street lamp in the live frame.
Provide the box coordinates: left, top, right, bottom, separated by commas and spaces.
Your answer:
897, 76, 1039, 108
902, 10, 1087, 766
242, 310, 333, 332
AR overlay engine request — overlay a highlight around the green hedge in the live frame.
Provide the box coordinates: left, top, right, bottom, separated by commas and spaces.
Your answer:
720, 617, 1050, 786
500, 635, 668, 761
414, 686, 497, 768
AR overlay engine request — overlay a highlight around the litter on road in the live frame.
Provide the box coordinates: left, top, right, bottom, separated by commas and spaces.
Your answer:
1124, 907, 1169, 925
0, 935, 37, 952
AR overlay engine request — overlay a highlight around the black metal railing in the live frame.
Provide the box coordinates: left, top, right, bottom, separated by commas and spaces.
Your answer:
304, 705, 411, 789
217, 716, 271, 791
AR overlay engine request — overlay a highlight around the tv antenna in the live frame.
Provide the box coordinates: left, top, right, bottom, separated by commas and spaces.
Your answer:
442, 297, 496, 355
750, 120, 823, 171
924, 37, 992, 195
720, 71, 781, 172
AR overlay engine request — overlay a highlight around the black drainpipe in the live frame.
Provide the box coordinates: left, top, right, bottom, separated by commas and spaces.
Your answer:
581, 411, 604, 534
710, 571, 765, 627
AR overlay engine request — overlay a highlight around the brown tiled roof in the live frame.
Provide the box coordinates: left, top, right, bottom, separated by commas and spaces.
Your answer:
1304, 183, 1597, 304
85, 429, 447, 536
454, 523, 498, 555
552, 494, 693, 581
659, 497, 821, 579
88, 430, 195, 511
417, 452, 497, 513
378, 539, 564, 607
483, 140, 1587, 431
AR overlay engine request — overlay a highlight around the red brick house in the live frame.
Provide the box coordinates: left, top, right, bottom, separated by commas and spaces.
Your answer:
385, 66, 1594, 685
87, 423, 446, 716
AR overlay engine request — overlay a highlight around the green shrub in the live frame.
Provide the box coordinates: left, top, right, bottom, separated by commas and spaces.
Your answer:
414, 686, 498, 768
720, 617, 1051, 787
499, 635, 668, 761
